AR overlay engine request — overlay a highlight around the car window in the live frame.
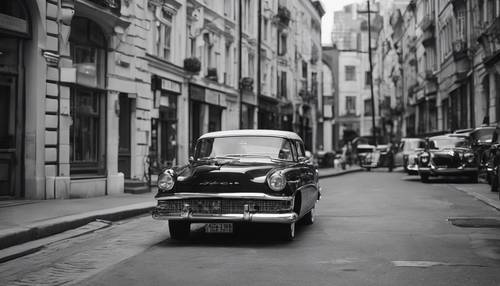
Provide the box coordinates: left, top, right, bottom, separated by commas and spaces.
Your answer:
472, 129, 494, 143
195, 136, 296, 161
295, 140, 305, 157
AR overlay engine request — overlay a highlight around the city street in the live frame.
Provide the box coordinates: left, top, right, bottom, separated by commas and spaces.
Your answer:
1, 171, 500, 286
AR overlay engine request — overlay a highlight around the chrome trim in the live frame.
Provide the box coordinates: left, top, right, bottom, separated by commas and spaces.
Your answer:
156, 192, 293, 201
152, 210, 298, 223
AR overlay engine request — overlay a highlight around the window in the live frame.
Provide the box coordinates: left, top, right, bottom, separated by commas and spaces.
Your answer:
224, 0, 232, 18
456, 8, 466, 41
278, 32, 287, 55
345, 66, 356, 81
208, 105, 222, 132
155, 10, 173, 61
70, 88, 106, 175
365, 71, 371, 86
346, 96, 356, 115
279, 71, 287, 98
364, 99, 372, 116
69, 17, 107, 175
248, 53, 255, 77
241, 104, 254, 129
263, 18, 268, 41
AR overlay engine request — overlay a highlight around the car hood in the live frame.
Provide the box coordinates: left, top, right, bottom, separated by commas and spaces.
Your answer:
164, 161, 288, 194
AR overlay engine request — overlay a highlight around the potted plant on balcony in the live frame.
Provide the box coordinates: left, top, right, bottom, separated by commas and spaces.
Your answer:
183, 57, 201, 74
277, 5, 291, 26
206, 67, 218, 81
240, 77, 254, 91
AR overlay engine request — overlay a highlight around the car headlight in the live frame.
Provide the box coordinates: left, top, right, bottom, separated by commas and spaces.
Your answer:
158, 170, 175, 191
464, 152, 474, 163
268, 172, 286, 192
420, 153, 430, 164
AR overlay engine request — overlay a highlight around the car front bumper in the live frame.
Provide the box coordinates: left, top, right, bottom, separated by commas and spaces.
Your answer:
419, 166, 478, 176
152, 192, 298, 224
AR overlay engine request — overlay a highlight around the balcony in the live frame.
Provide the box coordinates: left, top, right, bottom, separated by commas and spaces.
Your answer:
420, 14, 435, 31
85, 0, 121, 15
240, 77, 254, 92
452, 39, 471, 78
422, 30, 435, 47
477, 17, 500, 69
276, 5, 291, 28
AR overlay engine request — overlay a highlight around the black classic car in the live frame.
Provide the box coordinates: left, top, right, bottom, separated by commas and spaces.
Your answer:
485, 126, 500, 196
455, 126, 495, 173
418, 134, 478, 183
152, 130, 320, 241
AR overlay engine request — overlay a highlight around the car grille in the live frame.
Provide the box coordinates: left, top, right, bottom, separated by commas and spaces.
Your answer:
157, 199, 292, 215
432, 156, 460, 168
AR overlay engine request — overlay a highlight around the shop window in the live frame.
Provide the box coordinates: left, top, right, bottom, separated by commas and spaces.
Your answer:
69, 17, 107, 175
70, 88, 106, 175
345, 66, 356, 81
70, 17, 106, 89
241, 104, 254, 129
346, 96, 356, 115
159, 93, 178, 166
208, 105, 222, 132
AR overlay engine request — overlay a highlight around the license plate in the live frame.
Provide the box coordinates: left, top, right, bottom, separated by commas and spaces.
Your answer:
205, 223, 233, 233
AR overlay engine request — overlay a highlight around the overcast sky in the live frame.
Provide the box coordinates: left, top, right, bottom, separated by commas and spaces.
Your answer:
321, 0, 363, 45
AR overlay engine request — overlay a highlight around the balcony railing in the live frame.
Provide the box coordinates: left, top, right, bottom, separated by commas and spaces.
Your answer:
86, 0, 121, 15
420, 14, 435, 31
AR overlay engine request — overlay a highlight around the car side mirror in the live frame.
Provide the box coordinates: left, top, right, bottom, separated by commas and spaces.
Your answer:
298, 156, 309, 163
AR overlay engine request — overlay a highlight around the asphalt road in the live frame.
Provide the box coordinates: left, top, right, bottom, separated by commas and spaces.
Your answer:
2, 171, 500, 286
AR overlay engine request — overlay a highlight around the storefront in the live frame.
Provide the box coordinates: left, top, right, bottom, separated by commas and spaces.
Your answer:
0, 1, 30, 197
241, 90, 256, 129
68, 17, 107, 177
258, 95, 279, 130
189, 84, 226, 148
151, 75, 181, 168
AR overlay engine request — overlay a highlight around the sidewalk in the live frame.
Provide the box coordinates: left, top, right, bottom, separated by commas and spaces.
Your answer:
0, 166, 360, 253
449, 183, 500, 212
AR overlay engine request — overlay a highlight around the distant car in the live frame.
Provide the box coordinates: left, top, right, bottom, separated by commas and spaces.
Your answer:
394, 138, 426, 175
358, 144, 394, 171
465, 126, 495, 172
417, 134, 478, 183
152, 129, 320, 241
484, 127, 500, 197
315, 150, 336, 168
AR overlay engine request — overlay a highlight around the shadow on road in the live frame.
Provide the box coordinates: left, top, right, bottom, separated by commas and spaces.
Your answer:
155, 222, 313, 248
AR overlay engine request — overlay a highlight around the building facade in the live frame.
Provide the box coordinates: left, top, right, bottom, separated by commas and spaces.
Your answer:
0, 0, 323, 200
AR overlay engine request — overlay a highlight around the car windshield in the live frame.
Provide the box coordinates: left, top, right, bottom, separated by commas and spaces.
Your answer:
403, 140, 426, 151
429, 137, 469, 149
472, 129, 494, 143
195, 136, 295, 161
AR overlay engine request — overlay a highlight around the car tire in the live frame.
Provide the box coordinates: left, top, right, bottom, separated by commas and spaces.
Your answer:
302, 208, 315, 225
277, 222, 295, 241
420, 174, 429, 183
168, 220, 190, 240
491, 170, 499, 193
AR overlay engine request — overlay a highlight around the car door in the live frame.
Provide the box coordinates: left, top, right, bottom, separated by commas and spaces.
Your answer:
295, 140, 317, 215
394, 141, 405, 167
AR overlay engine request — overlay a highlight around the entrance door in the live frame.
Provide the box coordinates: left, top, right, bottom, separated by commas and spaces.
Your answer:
0, 75, 18, 197
118, 94, 131, 178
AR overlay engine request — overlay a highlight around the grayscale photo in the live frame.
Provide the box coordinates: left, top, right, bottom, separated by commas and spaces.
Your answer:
1, 0, 500, 285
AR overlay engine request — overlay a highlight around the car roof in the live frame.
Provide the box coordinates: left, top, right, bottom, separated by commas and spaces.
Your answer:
199, 129, 303, 141
430, 134, 464, 140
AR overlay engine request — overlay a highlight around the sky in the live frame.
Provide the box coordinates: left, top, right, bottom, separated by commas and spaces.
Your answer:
321, 0, 363, 45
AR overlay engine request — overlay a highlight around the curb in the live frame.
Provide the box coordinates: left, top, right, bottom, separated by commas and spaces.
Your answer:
451, 185, 500, 212
0, 202, 155, 251
318, 168, 363, 179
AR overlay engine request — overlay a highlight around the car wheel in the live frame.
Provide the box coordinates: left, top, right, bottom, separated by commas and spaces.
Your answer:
277, 222, 295, 241
420, 174, 429, 183
168, 220, 190, 240
492, 170, 499, 193
302, 208, 315, 225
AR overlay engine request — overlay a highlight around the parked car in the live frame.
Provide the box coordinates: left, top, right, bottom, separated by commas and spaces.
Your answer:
358, 144, 394, 171
315, 150, 336, 168
417, 134, 478, 183
152, 130, 320, 241
464, 126, 495, 173
484, 126, 500, 196
394, 138, 426, 174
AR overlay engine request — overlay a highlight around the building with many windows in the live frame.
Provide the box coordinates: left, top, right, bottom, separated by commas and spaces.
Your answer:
0, 0, 323, 200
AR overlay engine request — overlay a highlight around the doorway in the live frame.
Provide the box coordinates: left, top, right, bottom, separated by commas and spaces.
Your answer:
118, 94, 131, 178
0, 75, 20, 197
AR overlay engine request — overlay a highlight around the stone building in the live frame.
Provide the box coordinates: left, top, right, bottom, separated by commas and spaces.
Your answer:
0, 0, 323, 200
